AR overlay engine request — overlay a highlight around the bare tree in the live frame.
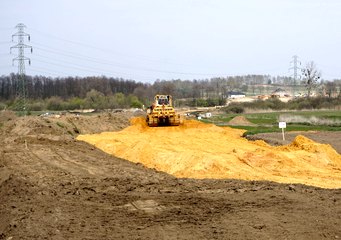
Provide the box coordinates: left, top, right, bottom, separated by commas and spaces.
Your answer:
302, 61, 321, 98
325, 81, 337, 98
336, 81, 341, 98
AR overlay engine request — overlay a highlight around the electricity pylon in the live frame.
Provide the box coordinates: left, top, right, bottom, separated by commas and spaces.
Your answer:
289, 55, 301, 97
10, 23, 33, 115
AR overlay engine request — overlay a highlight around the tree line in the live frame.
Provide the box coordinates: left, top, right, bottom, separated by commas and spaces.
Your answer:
0, 73, 340, 110
0, 73, 280, 103
0, 73, 143, 100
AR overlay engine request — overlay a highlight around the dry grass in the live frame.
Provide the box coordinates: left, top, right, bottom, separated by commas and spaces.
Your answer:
279, 114, 341, 126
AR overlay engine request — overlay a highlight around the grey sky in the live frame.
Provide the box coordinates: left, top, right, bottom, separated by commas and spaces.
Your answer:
0, 0, 340, 82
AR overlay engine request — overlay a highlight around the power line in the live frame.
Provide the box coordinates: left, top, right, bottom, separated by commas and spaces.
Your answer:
31, 43, 139, 70
32, 58, 153, 82
29, 30, 296, 79
29, 65, 73, 76
28, 65, 151, 82
24, 28, 305, 81
31, 42, 231, 78
30, 47, 216, 81
29, 67, 67, 77
33, 58, 126, 75
29, 28, 194, 67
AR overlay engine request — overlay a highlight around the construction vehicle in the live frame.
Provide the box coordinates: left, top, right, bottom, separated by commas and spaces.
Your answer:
146, 94, 181, 127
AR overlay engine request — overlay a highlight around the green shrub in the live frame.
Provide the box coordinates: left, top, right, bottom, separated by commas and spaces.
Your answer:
222, 104, 245, 114
28, 101, 46, 111
228, 106, 244, 113
66, 97, 85, 110
47, 96, 64, 110
127, 95, 143, 108
0, 102, 6, 110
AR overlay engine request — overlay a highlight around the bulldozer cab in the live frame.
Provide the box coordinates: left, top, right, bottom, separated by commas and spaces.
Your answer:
155, 95, 170, 106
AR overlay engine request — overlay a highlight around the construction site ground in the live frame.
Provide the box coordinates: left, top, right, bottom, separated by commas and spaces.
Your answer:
0, 111, 340, 240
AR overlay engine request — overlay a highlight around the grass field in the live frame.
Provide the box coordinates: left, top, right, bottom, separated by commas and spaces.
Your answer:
202, 110, 341, 135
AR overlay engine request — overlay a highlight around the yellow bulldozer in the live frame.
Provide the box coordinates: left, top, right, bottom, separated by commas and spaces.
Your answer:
146, 94, 181, 127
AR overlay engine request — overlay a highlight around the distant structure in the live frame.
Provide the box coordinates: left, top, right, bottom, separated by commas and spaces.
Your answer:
289, 55, 301, 96
271, 88, 289, 98
10, 23, 33, 115
226, 91, 246, 99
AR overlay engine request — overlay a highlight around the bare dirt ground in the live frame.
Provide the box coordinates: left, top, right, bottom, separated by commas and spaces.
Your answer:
248, 131, 341, 154
0, 111, 340, 240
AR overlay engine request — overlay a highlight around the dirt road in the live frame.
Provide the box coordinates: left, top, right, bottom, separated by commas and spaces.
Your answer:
0, 112, 340, 239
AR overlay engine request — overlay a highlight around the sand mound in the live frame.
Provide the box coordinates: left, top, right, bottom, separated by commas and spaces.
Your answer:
228, 115, 256, 126
77, 117, 341, 189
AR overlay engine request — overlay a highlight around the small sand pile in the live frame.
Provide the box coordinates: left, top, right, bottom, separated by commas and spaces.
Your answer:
77, 117, 341, 189
228, 115, 256, 126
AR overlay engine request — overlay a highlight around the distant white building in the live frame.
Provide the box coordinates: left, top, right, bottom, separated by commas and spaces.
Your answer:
205, 112, 212, 118
227, 91, 246, 99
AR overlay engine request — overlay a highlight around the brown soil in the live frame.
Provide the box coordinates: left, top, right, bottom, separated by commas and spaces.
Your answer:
247, 131, 341, 154
0, 112, 340, 239
228, 115, 257, 126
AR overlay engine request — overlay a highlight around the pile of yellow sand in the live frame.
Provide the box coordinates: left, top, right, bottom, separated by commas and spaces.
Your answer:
77, 117, 341, 189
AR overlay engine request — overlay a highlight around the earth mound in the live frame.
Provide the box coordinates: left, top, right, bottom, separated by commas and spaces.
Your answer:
1, 112, 131, 138
77, 117, 341, 189
0, 110, 17, 123
228, 115, 256, 126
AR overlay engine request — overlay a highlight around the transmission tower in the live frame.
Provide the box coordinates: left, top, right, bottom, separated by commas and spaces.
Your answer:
10, 23, 33, 115
289, 55, 301, 96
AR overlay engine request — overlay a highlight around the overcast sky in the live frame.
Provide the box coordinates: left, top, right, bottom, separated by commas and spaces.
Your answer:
0, 0, 340, 82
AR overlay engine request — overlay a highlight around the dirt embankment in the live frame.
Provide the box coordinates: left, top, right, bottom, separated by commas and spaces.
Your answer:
227, 115, 257, 126
1, 111, 131, 137
248, 131, 341, 154
78, 117, 341, 189
1, 111, 341, 239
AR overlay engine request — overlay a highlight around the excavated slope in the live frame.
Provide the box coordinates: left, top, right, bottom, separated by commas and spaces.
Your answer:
77, 117, 341, 189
